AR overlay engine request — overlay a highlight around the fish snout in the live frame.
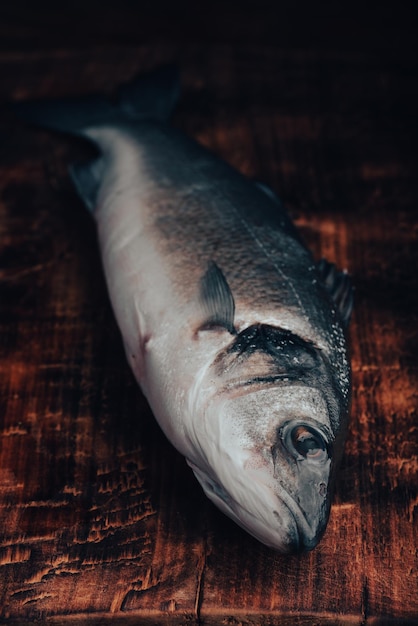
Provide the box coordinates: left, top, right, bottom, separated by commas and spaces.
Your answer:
188, 459, 302, 553
275, 420, 333, 550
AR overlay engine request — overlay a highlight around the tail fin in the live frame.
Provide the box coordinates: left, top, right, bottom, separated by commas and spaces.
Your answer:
13, 66, 180, 213
12, 65, 180, 136
116, 65, 180, 122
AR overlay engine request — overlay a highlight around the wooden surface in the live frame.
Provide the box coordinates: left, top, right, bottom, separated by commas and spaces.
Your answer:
0, 3, 417, 624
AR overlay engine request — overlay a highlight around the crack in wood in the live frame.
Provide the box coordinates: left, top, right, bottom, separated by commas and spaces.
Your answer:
194, 543, 207, 624
360, 577, 369, 625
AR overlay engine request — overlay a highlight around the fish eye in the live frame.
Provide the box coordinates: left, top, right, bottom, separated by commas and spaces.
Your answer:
290, 425, 328, 461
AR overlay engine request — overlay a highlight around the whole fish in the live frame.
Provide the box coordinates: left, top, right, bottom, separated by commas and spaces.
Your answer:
15, 67, 353, 552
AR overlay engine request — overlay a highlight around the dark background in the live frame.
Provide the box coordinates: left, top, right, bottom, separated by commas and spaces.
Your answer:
0, 1, 417, 55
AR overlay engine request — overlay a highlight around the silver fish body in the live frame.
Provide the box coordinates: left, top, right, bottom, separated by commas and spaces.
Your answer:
15, 68, 352, 552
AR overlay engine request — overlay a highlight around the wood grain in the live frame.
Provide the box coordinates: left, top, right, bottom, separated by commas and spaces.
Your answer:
0, 25, 417, 626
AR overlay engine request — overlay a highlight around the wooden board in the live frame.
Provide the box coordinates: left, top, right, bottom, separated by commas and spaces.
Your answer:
0, 28, 417, 626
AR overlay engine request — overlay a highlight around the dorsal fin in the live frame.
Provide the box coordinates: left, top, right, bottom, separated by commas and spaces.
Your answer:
199, 262, 236, 333
317, 259, 354, 327
254, 180, 283, 206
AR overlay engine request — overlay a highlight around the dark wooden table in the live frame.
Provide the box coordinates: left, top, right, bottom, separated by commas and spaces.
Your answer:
0, 3, 417, 624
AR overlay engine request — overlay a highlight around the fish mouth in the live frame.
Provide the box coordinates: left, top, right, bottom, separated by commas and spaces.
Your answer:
219, 374, 300, 395
212, 486, 302, 553
274, 485, 323, 551
188, 460, 321, 553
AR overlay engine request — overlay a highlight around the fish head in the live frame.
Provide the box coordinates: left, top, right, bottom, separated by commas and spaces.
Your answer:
185, 327, 349, 553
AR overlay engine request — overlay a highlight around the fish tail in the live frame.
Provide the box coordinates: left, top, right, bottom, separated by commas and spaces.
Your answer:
12, 65, 180, 136
116, 65, 180, 122
12, 66, 180, 213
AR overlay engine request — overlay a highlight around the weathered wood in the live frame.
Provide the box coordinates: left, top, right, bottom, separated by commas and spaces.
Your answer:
0, 32, 417, 626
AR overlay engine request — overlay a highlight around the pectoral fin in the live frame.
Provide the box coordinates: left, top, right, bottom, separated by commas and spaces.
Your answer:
199, 261, 236, 333
317, 259, 354, 326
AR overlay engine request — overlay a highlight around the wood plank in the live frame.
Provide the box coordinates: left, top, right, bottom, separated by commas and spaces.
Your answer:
0, 42, 417, 624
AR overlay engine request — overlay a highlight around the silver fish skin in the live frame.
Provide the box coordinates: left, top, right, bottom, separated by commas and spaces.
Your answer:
15, 67, 352, 553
